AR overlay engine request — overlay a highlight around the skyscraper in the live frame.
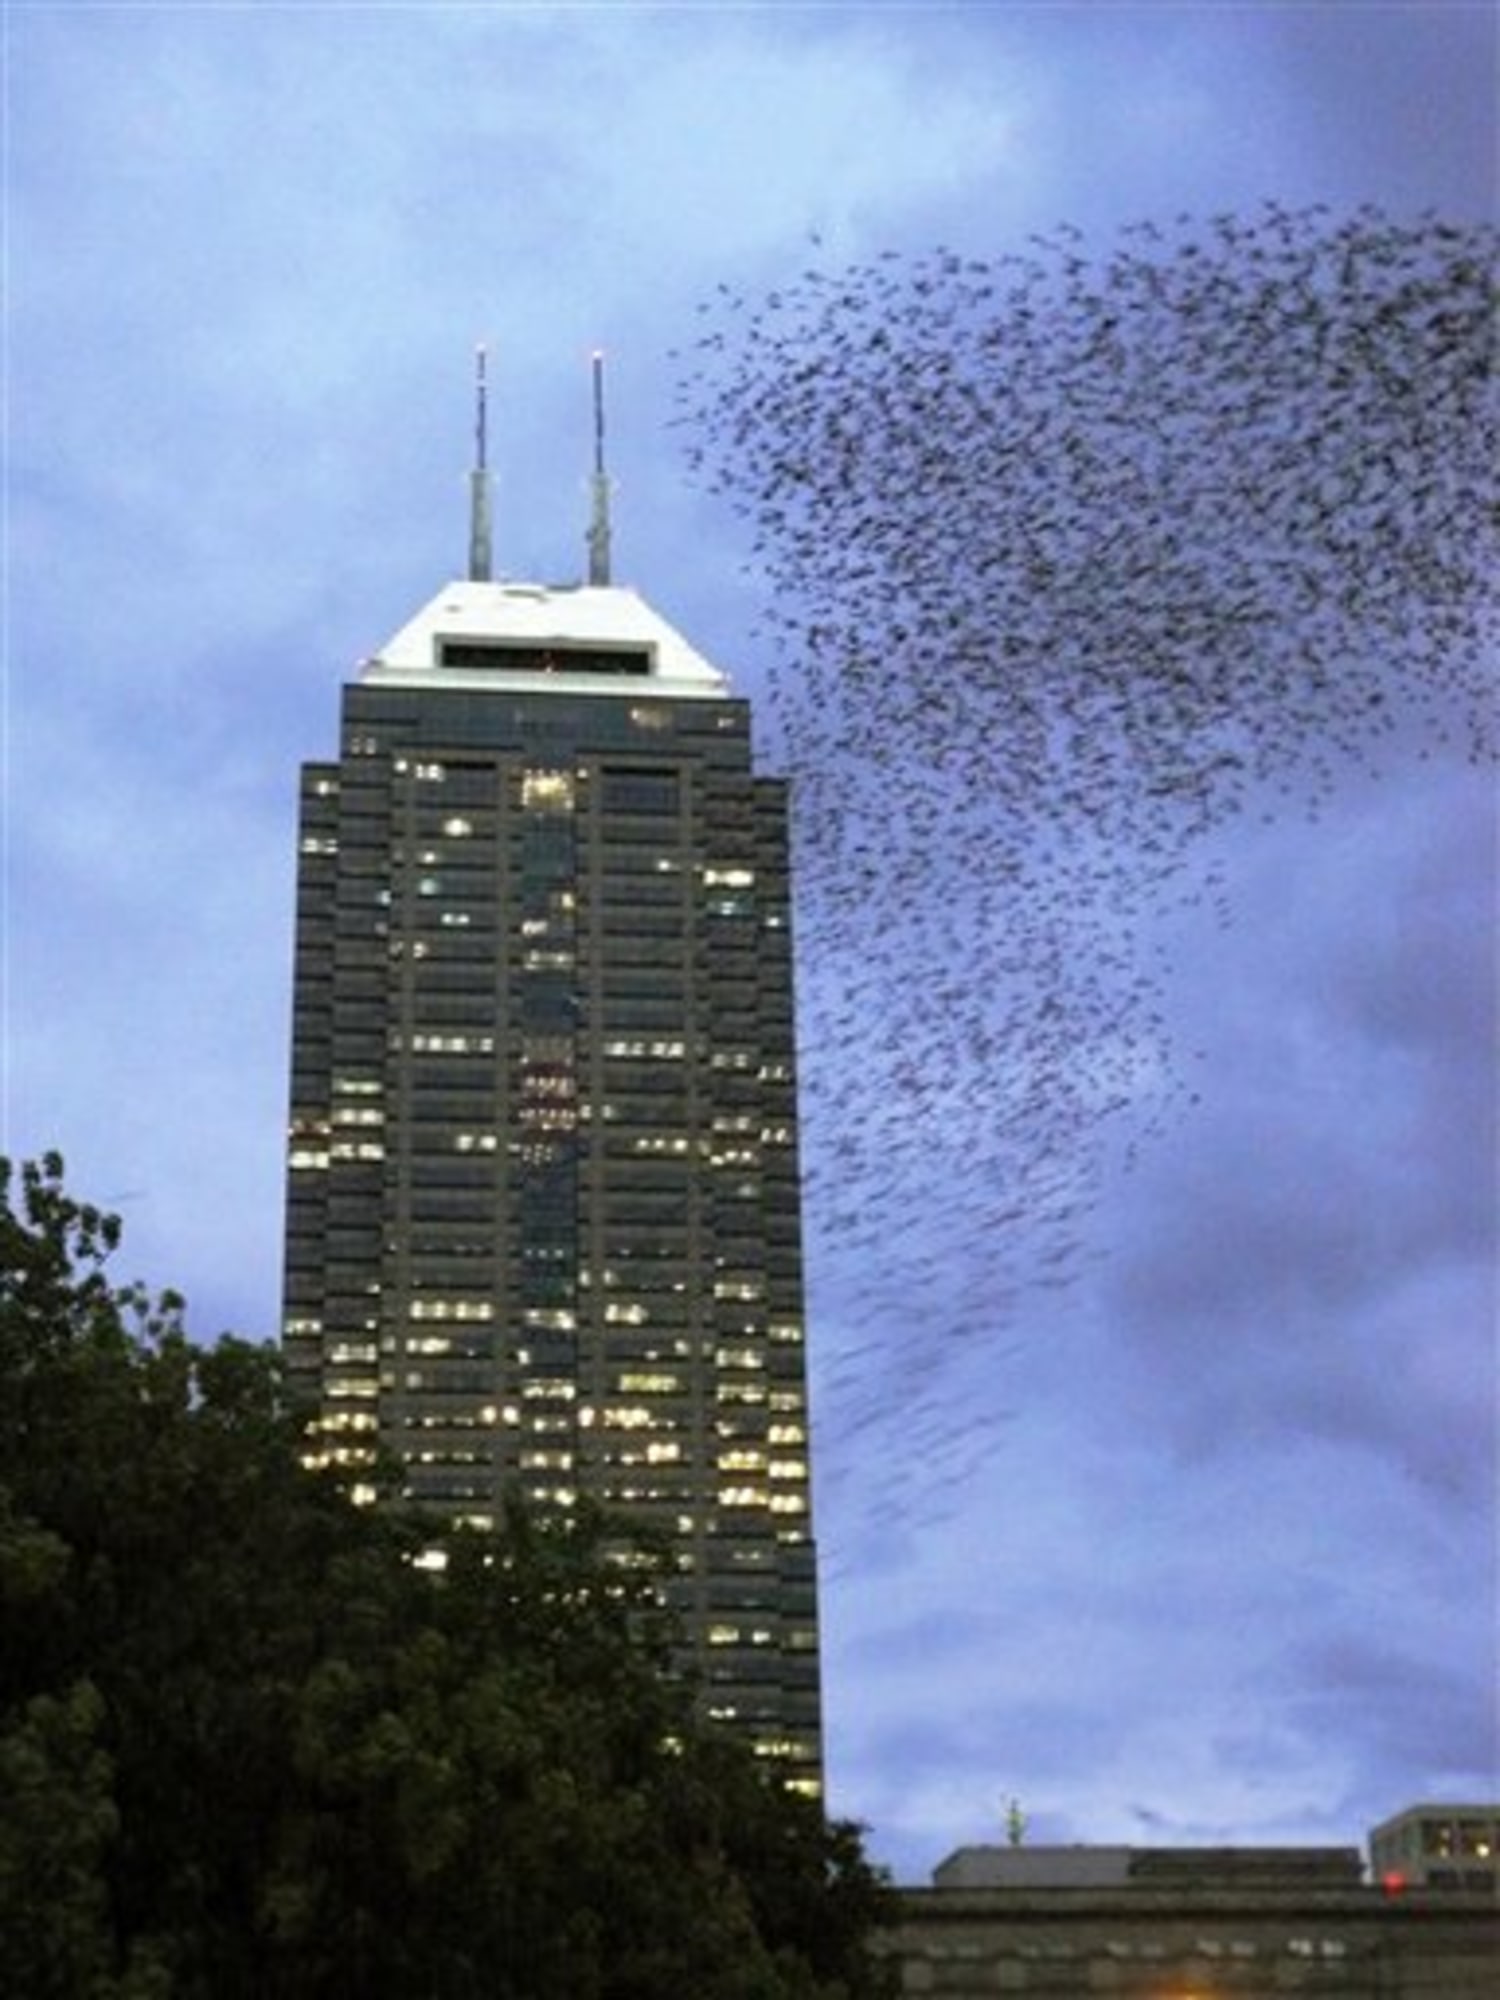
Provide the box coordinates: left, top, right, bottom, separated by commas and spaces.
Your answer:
281, 367, 821, 1790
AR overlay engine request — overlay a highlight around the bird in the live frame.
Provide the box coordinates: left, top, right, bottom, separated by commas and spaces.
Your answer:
674, 203, 1498, 1542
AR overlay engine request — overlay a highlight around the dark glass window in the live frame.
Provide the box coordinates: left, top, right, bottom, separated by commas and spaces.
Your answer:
440, 640, 650, 676
601, 770, 681, 814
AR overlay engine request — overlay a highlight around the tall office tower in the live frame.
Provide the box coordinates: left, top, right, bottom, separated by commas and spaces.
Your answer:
281, 369, 821, 1791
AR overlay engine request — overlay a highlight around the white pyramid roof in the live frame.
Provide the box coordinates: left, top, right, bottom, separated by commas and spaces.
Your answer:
360, 579, 731, 700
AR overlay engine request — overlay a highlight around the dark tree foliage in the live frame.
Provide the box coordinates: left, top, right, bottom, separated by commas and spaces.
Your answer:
0, 1155, 894, 2000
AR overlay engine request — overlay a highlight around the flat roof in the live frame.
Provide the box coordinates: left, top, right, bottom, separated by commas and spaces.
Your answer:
933, 1845, 1364, 1890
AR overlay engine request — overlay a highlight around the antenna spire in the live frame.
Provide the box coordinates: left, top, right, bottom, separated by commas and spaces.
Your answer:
587, 348, 613, 587
468, 344, 493, 583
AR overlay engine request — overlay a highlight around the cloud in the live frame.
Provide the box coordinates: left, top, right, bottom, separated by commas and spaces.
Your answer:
1108, 755, 1494, 1385
1257, 2, 1499, 218
1284, 1633, 1499, 1793
8, 0, 1494, 1886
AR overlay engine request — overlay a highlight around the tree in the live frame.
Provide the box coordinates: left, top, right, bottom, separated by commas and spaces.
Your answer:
0, 1155, 894, 1999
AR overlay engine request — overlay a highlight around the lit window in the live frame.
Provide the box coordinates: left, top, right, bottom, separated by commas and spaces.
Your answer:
718, 1449, 766, 1472
714, 1346, 765, 1371
521, 769, 575, 811
409, 1299, 495, 1322
599, 1405, 653, 1430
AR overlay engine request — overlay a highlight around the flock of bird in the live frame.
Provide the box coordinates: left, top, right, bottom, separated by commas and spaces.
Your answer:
675, 205, 1497, 1544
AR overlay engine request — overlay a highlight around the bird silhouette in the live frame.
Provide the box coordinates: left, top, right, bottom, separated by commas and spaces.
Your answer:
675, 204, 1497, 1541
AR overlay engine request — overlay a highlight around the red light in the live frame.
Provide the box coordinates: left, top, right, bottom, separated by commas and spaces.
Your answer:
1381, 1869, 1407, 1896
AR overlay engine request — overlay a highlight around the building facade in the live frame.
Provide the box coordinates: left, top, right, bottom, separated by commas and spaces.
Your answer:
883, 1840, 1500, 1996
281, 569, 820, 1791
1368, 1803, 1499, 1894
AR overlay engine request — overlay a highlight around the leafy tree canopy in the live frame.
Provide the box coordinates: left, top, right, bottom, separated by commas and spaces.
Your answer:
0, 1155, 894, 2000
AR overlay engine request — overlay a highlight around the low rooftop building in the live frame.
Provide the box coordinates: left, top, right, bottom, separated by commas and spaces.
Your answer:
933, 1843, 1363, 1891
1368, 1802, 1499, 1894
883, 1818, 1498, 1996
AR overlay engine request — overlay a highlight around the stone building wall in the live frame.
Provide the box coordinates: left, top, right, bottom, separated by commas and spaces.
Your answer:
880, 1882, 1500, 1996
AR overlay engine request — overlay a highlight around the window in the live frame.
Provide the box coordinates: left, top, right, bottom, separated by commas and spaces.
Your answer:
440, 640, 649, 675
521, 770, 576, 811
601, 770, 680, 814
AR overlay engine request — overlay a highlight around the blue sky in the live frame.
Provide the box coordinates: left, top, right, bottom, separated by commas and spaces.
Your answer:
5, 2, 1495, 1880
